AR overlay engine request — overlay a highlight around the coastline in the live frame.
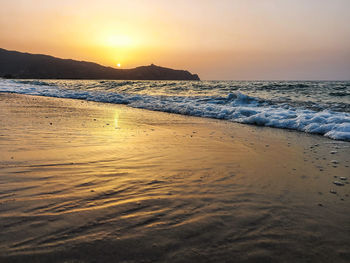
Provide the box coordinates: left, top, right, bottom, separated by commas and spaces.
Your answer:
1, 79, 349, 142
0, 93, 349, 262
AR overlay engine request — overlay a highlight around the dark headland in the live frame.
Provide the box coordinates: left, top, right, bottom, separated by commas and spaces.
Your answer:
0, 48, 200, 80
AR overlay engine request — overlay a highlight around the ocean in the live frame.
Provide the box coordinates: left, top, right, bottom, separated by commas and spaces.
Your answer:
0, 79, 349, 140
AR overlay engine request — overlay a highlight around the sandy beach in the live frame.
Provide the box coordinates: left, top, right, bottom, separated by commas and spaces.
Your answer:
0, 93, 349, 262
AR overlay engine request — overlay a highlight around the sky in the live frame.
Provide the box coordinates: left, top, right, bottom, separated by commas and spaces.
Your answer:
0, 0, 349, 80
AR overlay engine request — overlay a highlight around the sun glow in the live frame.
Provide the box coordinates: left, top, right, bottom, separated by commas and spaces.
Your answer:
105, 35, 133, 47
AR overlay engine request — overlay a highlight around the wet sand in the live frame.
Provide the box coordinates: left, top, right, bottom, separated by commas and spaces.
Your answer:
0, 93, 349, 263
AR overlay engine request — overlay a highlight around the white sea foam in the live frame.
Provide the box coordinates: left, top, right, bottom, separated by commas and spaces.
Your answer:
1, 79, 350, 141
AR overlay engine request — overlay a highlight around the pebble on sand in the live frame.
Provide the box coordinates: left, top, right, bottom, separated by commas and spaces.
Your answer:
340, 177, 347, 181
330, 189, 337, 194
333, 181, 345, 186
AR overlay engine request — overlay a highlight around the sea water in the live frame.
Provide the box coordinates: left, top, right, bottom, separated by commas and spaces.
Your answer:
1, 79, 349, 140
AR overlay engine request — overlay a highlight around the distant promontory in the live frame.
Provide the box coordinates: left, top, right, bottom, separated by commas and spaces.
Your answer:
0, 48, 200, 81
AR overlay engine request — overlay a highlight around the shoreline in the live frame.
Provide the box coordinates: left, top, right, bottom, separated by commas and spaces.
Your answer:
1, 89, 348, 143
1, 93, 349, 262
1, 78, 349, 142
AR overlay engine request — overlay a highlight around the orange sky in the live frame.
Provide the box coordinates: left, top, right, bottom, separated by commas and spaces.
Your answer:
1, 0, 349, 80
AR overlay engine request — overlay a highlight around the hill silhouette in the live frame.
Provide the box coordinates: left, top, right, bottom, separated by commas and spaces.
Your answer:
0, 48, 200, 80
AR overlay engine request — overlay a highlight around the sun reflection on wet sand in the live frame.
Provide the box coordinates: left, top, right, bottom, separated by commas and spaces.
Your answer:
114, 112, 120, 129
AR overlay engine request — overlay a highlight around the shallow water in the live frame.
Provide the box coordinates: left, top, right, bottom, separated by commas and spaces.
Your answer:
0, 94, 350, 262
1, 79, 349, 140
